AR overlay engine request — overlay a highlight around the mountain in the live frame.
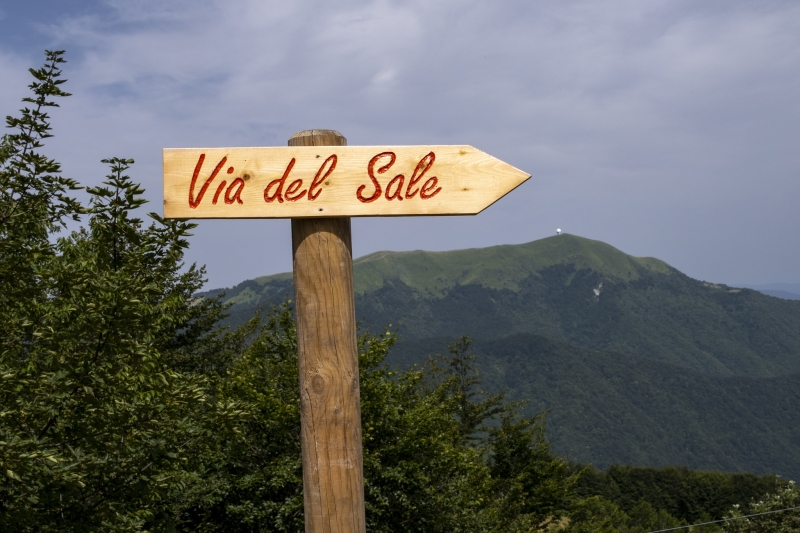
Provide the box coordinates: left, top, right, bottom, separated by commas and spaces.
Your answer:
204, 234, 800, 378
200, 234, 800, 477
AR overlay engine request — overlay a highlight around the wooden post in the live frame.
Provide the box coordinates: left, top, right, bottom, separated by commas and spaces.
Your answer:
289, 130, 366, 533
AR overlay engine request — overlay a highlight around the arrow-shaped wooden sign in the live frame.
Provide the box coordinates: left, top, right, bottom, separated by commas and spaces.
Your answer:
163, 145, 530, 219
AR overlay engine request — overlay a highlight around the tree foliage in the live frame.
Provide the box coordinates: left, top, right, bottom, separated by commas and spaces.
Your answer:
574, 464, 787, 524
564, 496, 685, 533
160, 308, 581, 532
723, 481, 800, 533
0, 52, 235, 532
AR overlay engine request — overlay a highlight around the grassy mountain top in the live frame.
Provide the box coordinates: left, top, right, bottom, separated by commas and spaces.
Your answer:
349, 234, 675, 295
215, 235, 675, 304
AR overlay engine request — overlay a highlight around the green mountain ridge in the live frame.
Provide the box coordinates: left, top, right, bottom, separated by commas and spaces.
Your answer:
204, 234, 800, 378
211, 234, 675, 303
348, 235, 675, 296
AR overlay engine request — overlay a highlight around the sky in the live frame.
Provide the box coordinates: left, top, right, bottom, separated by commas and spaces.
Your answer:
1, 0, 798, 290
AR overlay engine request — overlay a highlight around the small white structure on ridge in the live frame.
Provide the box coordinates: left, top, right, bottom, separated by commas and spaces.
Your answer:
556, 228, 562, 236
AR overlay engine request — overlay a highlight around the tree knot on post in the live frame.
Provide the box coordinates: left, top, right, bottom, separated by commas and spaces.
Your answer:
311, 374, 326, 395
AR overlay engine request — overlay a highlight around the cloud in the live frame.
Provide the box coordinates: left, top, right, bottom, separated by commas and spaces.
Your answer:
0, 51, 29, 107
1, 0, 798, 287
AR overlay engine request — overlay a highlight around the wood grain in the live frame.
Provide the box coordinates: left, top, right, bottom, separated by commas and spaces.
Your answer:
163, 144, 530, 219
290, 131, 366, 533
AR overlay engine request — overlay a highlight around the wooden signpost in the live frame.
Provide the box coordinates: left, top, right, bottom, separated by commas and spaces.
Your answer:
163, 129, 530, 533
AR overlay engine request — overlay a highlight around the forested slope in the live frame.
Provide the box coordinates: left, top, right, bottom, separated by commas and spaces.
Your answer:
389, 335, 800, 479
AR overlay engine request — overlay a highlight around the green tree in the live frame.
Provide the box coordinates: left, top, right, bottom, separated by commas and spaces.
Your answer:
486, 410, 580, 532
565, 496, 630, 533
574, 464, 786, 525
360, 332, 490, 533
723, 480, 800, 533
429, 336, 505, 443
625, 500, 683, 532
0, 50, 81, 389
0, 52, 235, 532
564, 496, 684, 533
157, 308, 305, 532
